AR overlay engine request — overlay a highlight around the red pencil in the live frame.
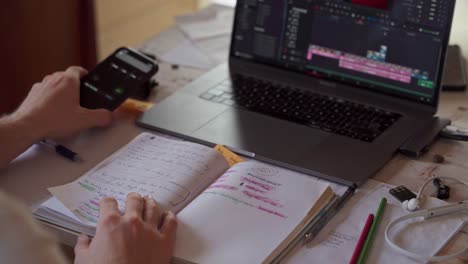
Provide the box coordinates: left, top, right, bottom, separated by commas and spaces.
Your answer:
349, 214, 375, 264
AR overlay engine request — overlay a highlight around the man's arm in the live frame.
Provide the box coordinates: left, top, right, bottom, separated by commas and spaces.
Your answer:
0, 190, 68, 264
0, 66, 178, 264
0, 66, 112, 169
0, 115, 41, 169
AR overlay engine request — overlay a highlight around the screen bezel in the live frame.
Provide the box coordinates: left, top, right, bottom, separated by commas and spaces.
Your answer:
228, 0, 457, 108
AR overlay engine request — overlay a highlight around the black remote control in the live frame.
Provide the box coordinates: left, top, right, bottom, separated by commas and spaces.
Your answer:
80, 47, 158, 111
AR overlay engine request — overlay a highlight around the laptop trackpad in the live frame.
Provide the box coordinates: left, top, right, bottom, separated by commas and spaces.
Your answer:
191, 108, 328, 162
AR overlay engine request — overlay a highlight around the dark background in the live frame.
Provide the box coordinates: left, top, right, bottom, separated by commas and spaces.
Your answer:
0, 0, 96, 115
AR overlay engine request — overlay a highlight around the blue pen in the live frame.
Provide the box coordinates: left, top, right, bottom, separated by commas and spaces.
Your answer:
39, 140, 83, 162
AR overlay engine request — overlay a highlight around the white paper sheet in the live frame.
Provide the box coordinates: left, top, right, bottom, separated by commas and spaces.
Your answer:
36, 196, 96, 236
161, 39, 217, 69
176, 4, 234, 40
48, 133, 229, 225
195, 35, 231, 64
41, 196, 82, 223
160, 4, 234, 69
284, 179, 468, 264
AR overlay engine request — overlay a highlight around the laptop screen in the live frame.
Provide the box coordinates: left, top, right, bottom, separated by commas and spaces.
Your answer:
230, 0, 456, 106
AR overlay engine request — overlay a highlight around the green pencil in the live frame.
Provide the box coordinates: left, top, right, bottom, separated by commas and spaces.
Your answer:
357, 197, 387, 264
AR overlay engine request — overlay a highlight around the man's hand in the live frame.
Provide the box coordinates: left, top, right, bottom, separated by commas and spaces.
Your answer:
12, 66, 112, 140
0, 66, 114, 168
74, 193, 178, 264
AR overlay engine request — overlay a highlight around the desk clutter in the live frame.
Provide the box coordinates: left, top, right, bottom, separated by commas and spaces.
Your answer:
283, 180, 467, 264
34, 133, 468, 263
30, 1, 468, 263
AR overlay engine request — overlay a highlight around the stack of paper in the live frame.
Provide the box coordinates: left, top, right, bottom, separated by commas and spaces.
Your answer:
160, 4, 234, 70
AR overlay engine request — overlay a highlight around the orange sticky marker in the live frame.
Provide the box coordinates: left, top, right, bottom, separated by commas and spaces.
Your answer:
214, 145, 245, 166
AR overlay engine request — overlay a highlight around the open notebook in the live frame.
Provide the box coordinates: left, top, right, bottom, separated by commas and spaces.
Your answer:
34, 133, 335, 264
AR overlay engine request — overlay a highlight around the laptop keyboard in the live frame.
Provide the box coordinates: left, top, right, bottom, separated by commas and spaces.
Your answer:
199, 75, 402, 143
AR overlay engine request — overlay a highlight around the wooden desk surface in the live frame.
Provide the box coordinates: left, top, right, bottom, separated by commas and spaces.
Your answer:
1, 2, 467, 262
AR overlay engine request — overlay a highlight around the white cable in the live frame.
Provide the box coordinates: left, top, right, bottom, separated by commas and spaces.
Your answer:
409, 176, 468, 211
385, 207, 468, 262
388, 175, 468, 262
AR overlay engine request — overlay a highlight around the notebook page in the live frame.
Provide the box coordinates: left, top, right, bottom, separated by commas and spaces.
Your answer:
41, 196, 82, 223
35, 197, 96, 237
174, 161, 331, 264
49, 133, 229, 226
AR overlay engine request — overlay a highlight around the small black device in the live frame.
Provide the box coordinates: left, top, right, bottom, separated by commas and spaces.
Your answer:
389, 185, 417, 203
433, 178, 451, 200
80, 47, 158, 111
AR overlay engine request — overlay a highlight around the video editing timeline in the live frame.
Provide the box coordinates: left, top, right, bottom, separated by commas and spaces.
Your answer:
307, 45, 425, 85
306, 43, 435, 88
232, 0, 453, 104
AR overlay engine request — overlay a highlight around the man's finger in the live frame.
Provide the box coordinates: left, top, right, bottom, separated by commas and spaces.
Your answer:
42, 74, 53, 83
43, 72, 64, 86
143, 196, 161, 228
160, 211, 177, 236
98, 197, 119, 221
74, 233, 91, 255
125, 193, 144, 219
65, 66, 88, 79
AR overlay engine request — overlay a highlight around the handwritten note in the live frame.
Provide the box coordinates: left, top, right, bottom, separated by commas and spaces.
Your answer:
49, 133, 229, 225
203, 163, 287, 218
174, 162, 331, 264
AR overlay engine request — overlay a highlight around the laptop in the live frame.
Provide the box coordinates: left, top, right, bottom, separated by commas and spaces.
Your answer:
138, 0, 456, 185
